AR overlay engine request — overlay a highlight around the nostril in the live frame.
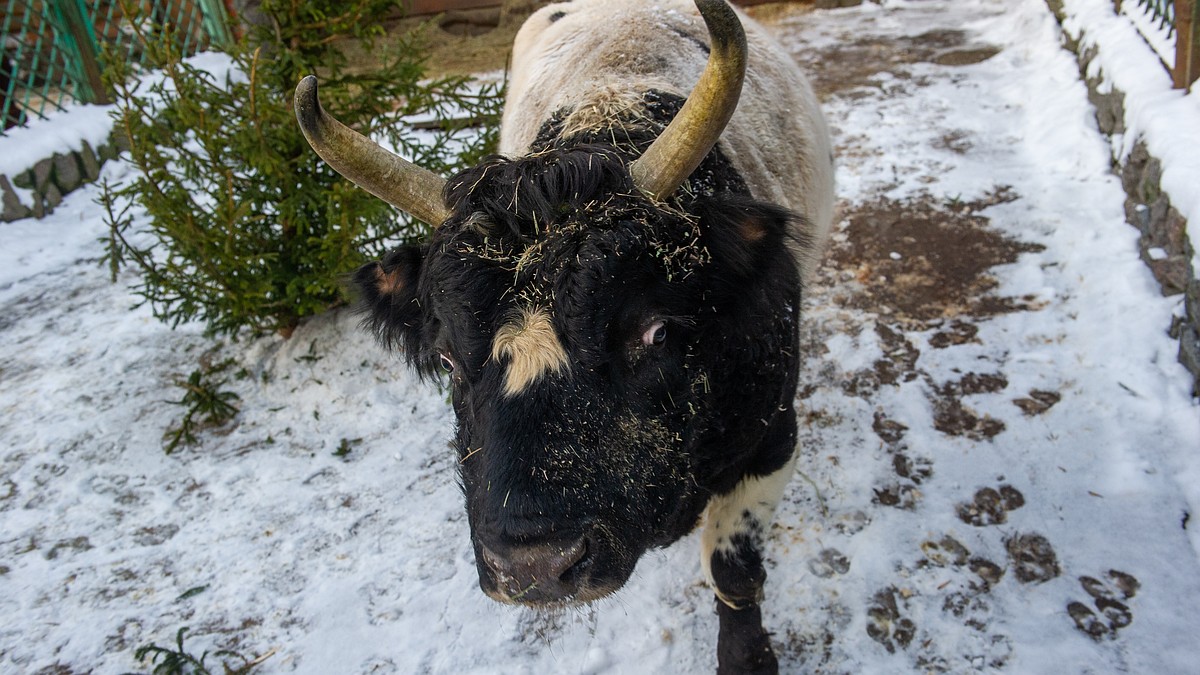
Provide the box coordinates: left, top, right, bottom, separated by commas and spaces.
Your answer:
481, 537, 588, 592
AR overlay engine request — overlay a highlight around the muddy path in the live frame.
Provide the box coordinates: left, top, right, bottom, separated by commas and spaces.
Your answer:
752, 1, 1200, 672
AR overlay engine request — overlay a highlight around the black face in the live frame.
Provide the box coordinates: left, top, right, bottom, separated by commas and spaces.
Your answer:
356, 145, 800, 606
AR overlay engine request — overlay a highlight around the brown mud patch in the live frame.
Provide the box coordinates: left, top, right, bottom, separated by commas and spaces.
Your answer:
811, 189, 1049, 442
829, 188, 1044, 327
743, 2, 818, 25
788, 29, 1002, 98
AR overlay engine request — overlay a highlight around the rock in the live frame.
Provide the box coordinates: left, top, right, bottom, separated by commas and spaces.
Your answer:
1150, 205, 1189, 255
0, 175, 31, 222
1138, 156, 1163, 205
53, 152, 82, 192
80, 140, 102, 181
43, 181, 63, 210
1121, 142, 1150, 196
1087, 82, 1125, 135
98, 139, 120, 162
31, 157, 53, 190
1186, 280, 1200, 326
1145, 256, 1189, 296
12, 168, 33, 189
1178, 327, 1200, 396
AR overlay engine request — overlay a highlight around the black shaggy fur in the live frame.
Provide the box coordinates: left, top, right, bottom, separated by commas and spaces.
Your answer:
532, 91, 751, 199
444, 144, 637, 244
355, 89, 805, 672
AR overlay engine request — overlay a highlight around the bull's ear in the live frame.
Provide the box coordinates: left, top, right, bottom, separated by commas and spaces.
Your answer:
354, 244, 427, 353
697, 195, 795, 282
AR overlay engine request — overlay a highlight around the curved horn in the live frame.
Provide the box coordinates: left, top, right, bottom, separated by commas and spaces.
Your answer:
629, 0, 747, 201
294, 75, 451, 226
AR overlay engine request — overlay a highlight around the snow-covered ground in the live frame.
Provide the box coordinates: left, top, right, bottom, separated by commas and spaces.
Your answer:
1060, 0, 1200, 272
2, 0, 1198, 673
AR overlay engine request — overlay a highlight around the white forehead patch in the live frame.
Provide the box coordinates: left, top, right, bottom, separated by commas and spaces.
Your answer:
491, 306, 569, 396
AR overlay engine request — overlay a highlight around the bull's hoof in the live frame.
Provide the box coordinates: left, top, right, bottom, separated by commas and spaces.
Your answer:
716, 599, 779, 675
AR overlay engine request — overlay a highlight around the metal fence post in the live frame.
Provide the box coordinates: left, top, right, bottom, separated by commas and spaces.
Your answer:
197, 0, 236, 48
45, 0, 110, 105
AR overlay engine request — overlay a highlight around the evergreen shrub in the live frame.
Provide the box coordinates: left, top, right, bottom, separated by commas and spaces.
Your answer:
102, 0, 503, 337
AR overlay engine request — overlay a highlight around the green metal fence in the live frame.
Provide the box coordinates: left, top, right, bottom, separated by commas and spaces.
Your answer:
1134, 0, 1177, 35
1, 0, 234, 135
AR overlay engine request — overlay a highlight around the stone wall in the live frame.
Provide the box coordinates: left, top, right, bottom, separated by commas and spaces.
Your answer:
0, 135, 126, 222
1047, 0, 1200, 395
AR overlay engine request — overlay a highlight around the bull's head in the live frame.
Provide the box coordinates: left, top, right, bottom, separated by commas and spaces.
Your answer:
295, 0, 800, 606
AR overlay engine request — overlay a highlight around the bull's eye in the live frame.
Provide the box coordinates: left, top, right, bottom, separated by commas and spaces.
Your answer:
437, 352, 456, 374
642, 320, 667, 347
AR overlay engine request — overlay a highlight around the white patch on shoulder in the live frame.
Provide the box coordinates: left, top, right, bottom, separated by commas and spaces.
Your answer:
701, 450, 797, 608
491, 306, 570, 396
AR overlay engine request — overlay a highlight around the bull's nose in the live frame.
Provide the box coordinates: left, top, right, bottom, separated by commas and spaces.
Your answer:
480, 537, 588, 603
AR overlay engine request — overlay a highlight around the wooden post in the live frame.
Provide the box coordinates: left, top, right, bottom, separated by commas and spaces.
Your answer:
1177, 0, 1200, 90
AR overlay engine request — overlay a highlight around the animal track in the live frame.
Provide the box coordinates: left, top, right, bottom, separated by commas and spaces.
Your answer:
873, 482, 920, 510
893, 453, 933, 484
866, 587, 917, 654
875, 447, 934, 511
361, 583, 403, 625
968, 557, 1005, 591
930, 372, 1009, 440
809, 548, 851, 578
928, 319, 978, 348
1004, 533, 1059, 583
931, 395, 1006, 439
1012, 389, 1061, 416
942, 591, 988, 620
920, 535, 970, 567
1068, 570, 1140, 641
956, 484, 1024, 526
876, 532, 1014, 670
873, 323, 922, 386
841, 324, 922, 399
872, 411, 908, 446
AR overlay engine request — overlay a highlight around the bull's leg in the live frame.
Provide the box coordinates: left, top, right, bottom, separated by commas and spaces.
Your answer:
701, 451, 796, 675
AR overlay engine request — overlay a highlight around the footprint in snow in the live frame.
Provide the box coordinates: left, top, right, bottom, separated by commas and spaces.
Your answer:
956, 484, 1025, 527
866, 586, 917, 654
1004, 532, 1060, 584
808, 548, 851, 578
1068, 570, 1139, 641
919, 534, 970, 568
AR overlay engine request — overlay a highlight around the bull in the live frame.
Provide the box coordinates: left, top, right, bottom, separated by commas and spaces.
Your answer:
294, 0, 834, 672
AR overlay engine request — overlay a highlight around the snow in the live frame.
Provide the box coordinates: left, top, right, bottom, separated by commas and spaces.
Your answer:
0, 104, 115, 180
1059, 0, 1200, 274
0, 52, 241, 183
1120, 0, 1176, 69
1, 0, 1199, 673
